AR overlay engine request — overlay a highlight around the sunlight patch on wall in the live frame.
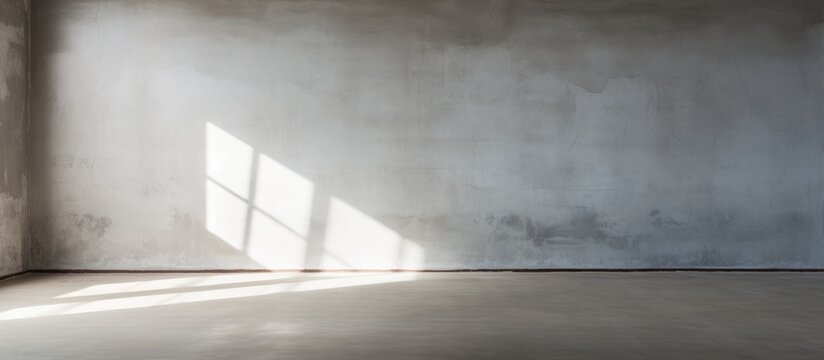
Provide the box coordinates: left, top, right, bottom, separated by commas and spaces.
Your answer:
247, 209, 307, 268
205, 122, 314, 267
323, 197, 424, 270
206, 179, 249, 250
254, 154, 314, 237
206, 123, 253, 198
245, 154, 313, 267
204, 122, 425, 269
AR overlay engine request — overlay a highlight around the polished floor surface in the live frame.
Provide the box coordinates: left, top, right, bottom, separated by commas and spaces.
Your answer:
1, 272, 823, 359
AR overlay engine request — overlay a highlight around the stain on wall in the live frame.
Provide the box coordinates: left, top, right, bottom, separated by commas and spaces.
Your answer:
0, 0, 28, 277
29, 0, 824, 269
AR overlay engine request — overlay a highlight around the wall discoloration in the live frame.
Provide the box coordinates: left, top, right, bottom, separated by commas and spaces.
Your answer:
0, 0, 26, 198
0, 0, 27, 277
491, 209, 631, 249
0, 194, 25, 275
68, 213, 112, 239
29, 0, 824, 269
649, 209, 683, 228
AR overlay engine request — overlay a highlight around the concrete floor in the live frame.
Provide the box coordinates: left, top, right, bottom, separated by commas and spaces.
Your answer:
1, 272, 823, 359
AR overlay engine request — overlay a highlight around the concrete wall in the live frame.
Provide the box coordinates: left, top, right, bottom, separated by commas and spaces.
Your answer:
29, 0, 824, 270
0, 0, 28, 277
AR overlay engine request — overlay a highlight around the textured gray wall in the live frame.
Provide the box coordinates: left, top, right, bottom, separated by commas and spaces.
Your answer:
30, 0, 824, 270
0, 0, 28, 277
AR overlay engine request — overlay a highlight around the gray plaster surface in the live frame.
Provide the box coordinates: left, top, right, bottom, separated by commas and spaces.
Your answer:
0, 0, 28, 277
1, 272, 824, 359
29, 0, 824, 270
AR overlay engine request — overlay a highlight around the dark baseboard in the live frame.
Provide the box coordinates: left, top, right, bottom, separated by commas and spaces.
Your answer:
26, 268, 824, 274
0, 270, 29, 283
